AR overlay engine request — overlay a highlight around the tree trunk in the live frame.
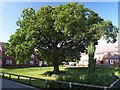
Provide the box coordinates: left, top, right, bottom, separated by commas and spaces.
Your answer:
88, 42, 96, 73
53, 60, 60, 74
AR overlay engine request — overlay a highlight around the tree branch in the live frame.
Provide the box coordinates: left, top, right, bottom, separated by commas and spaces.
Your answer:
38, 46, 47, 51
59, 40, 73, 49
38, 29, 52, 50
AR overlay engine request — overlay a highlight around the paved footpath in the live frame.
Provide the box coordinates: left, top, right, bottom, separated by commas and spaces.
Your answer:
0, 78, 41, 90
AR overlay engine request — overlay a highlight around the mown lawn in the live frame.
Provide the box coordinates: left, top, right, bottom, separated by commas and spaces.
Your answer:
1, 66, 120, 88
1, 66, 65, 80
1, 66, 120, 78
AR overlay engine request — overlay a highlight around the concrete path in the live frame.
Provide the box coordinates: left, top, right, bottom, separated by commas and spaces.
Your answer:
1, 78, 41, 90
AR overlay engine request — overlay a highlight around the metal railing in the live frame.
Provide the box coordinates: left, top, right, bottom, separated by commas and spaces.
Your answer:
1, 72, 120, 90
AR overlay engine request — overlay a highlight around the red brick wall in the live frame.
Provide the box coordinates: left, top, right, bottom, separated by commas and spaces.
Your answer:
102, 53, 120, 66
2, 50, 16, 67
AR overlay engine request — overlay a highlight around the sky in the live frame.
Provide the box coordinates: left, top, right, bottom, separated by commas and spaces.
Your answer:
0, 1, 119, 47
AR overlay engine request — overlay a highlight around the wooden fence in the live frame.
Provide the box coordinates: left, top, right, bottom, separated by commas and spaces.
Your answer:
0, 72, 120, 90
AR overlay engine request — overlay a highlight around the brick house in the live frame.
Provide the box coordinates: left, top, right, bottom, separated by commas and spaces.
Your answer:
80, 44, 120, 67
29, 48, 41, 67
0, 42, 16, 67
95, 44, 120, 66
0, 42, 42, 67
97, 52, 120, 66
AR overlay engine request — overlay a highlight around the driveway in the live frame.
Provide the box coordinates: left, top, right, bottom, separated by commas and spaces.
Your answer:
1, 78, 40, 90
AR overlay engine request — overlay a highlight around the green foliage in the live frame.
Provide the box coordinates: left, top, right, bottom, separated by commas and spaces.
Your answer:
84, 73, 118, 86
88, 42, 94, 55
88, 42, 96, 73
5, 2, 119, 73
5, 8, 36, 64
46, 80, 69, 88
56, 67, 119, 86
2, 67, 120, 88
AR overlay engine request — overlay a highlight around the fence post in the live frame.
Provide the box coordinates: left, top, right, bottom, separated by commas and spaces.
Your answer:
45, 79, 47, 87
2, 73, 4, 78
104, 86, 107, 90
9, 74, 11, 80
18, 75, 20, 82
110, 84, 113, 90
29, 77, 31, 85
69, 82, 72, 90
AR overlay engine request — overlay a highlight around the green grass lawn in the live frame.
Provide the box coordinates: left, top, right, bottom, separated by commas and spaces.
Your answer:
1, 66, 120, 88
1, 66, 65, 80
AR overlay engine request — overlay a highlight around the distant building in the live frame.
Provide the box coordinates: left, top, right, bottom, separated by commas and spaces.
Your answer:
97, 52, 120, 66
79, 53, 88, 67
0, 42, 16, 67
0, 42, 41, 67
80, 44, 120, 66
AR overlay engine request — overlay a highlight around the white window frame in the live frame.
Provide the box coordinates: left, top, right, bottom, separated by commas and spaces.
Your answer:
6, 60, 12, 65
106, 59, 109, 64
110, 59, 114, 64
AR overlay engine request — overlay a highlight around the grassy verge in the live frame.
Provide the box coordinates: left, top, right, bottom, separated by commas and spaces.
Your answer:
1, 66, 65, 80
1, 66, 120, 88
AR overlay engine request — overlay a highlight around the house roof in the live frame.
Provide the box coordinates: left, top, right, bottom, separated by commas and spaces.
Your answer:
104, 53, 120, 59
95, 54, 104, 60
95, 44, 119, 55
81, 44, 120, 61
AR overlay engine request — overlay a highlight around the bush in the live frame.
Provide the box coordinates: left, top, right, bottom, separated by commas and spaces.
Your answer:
46, 81, 69, 88
83, 73, 118, 86
57, 73, 119, 86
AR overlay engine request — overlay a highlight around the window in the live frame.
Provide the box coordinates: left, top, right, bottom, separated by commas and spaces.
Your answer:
0, 47, 2, 51
110, 59, 114, 64
6, 60, 12, 65
39, 61, 43, 66
117, 59, 119, 62
114, 60, 116, 64
29, 61, 34, 65
106, 59, 109, 64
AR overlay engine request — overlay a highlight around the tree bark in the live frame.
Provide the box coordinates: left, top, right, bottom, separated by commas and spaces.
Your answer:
53, 59, 60, 74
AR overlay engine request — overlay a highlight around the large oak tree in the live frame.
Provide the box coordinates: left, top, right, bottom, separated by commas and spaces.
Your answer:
6, 3, 119, 73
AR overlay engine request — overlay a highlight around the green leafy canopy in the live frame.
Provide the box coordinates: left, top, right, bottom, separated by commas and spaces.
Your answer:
6, 2, 119, 65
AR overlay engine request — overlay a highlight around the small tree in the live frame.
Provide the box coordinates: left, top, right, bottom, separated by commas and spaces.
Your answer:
88, 42, 95, 73
6, 3, 119, 73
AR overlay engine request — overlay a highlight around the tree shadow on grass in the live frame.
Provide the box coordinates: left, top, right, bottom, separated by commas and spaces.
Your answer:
3, 67, 120, 89
42, 71, 66, 77
43, 67, 119, 88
